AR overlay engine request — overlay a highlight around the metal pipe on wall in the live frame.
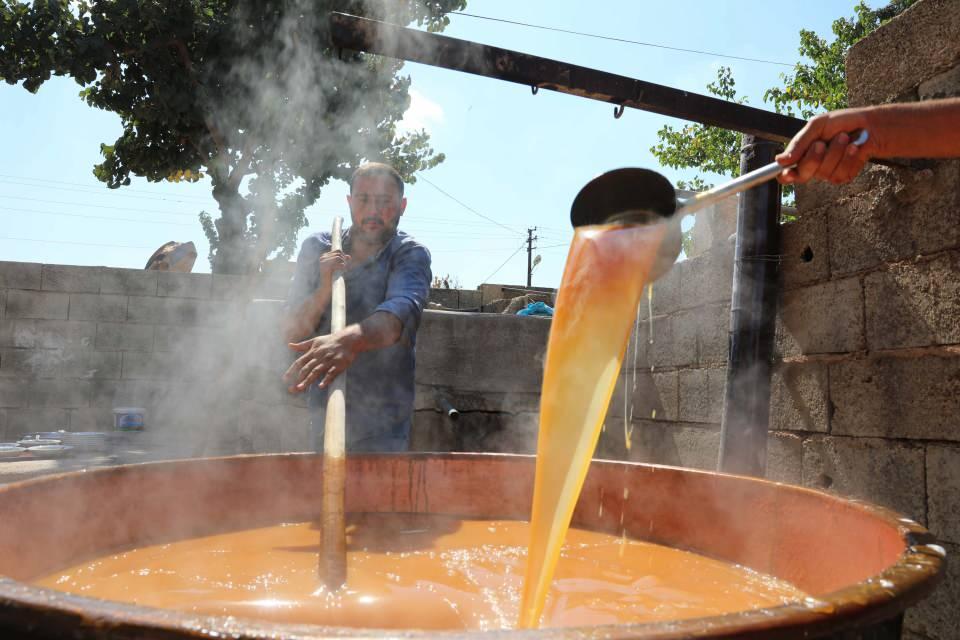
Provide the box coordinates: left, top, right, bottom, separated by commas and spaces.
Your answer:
718, 136, 783, 477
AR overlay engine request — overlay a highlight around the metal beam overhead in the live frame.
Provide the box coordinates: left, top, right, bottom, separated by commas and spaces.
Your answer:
329, 12, 806, 143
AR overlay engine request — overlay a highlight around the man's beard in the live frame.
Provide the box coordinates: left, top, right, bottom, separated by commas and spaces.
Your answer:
355, 217, 398, 245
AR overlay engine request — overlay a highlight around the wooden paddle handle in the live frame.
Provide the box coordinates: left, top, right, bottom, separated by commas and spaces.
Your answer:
320, 216, 347, 589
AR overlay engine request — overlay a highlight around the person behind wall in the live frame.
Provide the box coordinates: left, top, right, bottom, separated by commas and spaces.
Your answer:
777, 97, 960, 185
282, 162, 432, 452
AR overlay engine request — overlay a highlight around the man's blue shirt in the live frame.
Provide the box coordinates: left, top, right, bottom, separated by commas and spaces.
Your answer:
285, 228, 431, 449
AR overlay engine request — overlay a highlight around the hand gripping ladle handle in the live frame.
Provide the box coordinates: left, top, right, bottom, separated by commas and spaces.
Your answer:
676, 129, 869, 217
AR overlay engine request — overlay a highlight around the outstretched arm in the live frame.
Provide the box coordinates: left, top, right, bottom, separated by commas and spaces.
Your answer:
777, 97, 960, 185
283, 243, 431, 393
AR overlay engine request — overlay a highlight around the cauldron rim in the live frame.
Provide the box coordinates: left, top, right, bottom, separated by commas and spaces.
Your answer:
0, 452, 945, 639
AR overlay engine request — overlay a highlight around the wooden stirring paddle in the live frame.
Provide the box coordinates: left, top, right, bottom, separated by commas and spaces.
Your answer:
319, 216, 347, 589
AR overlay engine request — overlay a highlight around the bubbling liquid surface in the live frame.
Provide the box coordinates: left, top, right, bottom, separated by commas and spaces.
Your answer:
35, 514, 805, 630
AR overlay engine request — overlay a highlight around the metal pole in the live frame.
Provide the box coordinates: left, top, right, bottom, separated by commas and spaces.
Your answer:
526, 227, 537, 288
718, 136, 782, 477
329, 13, 805, 143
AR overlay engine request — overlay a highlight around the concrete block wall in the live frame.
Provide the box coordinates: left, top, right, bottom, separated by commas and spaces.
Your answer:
770, 2, 960, 637
0, 262, 301, 454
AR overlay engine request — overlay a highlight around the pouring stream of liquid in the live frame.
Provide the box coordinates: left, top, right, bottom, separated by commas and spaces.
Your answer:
518, 223, 666, 628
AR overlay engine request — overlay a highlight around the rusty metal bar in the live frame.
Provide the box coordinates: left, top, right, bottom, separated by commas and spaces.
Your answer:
717, 136, 782, 477
329, 12, 805, 143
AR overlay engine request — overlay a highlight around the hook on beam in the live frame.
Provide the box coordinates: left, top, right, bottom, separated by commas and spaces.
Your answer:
531, 85, 539, 95
614, 104, 625, 119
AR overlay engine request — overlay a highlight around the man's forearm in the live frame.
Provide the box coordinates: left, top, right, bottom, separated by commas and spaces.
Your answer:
869, 98, 960, 159
283, 280, 332, 342
336, 311, 403, 354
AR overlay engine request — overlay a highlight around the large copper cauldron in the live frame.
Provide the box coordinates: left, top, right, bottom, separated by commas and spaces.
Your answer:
0, 453, 945, 638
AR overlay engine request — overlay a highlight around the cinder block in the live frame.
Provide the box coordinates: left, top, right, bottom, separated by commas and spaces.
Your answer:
459, 290, 481, 310
696, 304, 729, 365
0, 262, 42, 290
0, 409, 6, 440
644, 264, 680, 319
827, 161, 960, 277
26, 379, 92, 408
127, 296, 225, 326
0, 348, 120, 379
603, 420, 721, 471
678, 245, 734, 310
252, 272, 293, 301
0, 318, 37, 349
211, 274, 250, 300
846, 0, 960, 107
919, 63, 960, 100
865, 252, 960, 350
415, 311, 549, 394
121, 351, 214, 380
67, 407, 114, 432
766, 432, 804, 485
68, 294, 127, 322
157, 272, 212, 299
0, 379, 27, 408
25, 320, 97, 349
41, 265, 100, 293
770, 362, 829, 433
781, 206, 830, 289
672, 311, 699, 367
5, 408, 69, 435
153, 325, 216, 352
5, 290, 69, 320
95, 322, 155, 351
100, 268, 158, 296
830, 355, 960, 441
677, 367, 726, 424
607, 370, 678, 423
927, 444, 960, 545
802, 435, 926, 524
428, 288, 459, 309
0, 290, 5, 321
777, 277, 864, 356
90, 379, 195, 413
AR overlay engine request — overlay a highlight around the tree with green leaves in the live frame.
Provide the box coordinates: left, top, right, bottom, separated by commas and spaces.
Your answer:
0, 0, 465, 273
650, 0, 916, 195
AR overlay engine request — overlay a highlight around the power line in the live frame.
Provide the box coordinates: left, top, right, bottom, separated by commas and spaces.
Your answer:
0, 179, 211, 205
0, 194, 200, 217
451, 11, 793, 67
481, 241, 527, 284
0, 173, 212, 201
0, 206, 194, 226
417, 175, 523, 237
0, 235, 157, 250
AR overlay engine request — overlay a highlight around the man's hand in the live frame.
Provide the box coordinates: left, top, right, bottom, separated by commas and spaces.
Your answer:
319, 249, 350, 279
777, 110, 875, 185
283, 332, 358, 393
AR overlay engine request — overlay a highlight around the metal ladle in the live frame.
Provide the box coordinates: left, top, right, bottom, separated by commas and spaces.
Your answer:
569, 130, 869, 280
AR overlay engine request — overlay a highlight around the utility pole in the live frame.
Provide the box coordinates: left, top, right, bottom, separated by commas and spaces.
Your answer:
526, 227, 538, 288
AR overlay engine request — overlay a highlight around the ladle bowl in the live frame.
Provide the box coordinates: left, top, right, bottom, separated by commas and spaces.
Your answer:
0, 453, 944, 639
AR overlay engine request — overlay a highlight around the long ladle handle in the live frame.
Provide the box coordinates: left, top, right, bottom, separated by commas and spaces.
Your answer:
676, 129, 869, 217
320, 216, 347, 589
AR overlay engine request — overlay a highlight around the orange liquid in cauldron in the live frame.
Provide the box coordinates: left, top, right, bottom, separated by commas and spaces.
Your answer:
35, 513, 804, 630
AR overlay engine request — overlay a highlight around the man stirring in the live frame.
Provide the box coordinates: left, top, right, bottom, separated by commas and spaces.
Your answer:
282, 162, 431, 452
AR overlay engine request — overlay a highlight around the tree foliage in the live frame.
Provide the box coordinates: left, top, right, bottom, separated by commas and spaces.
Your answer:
649, 0, 916, 197
0, 0, 465, 273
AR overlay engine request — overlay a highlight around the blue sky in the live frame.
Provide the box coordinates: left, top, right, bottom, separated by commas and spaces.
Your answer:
0, 1, 869, 288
